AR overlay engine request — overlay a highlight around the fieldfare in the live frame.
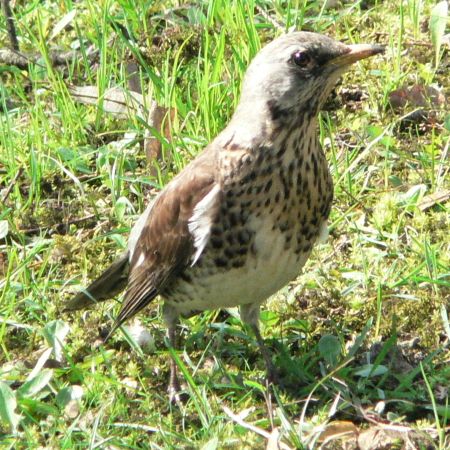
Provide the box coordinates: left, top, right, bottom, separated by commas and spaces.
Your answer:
66, 32, 383, 396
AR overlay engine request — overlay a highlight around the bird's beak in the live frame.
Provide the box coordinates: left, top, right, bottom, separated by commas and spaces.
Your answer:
327, 44, 385, 68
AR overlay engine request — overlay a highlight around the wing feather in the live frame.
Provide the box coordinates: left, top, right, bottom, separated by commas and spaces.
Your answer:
110, 146, 221, 333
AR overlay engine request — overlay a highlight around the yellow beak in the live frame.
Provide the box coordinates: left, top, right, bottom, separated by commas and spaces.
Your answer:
328, 43, 385, 67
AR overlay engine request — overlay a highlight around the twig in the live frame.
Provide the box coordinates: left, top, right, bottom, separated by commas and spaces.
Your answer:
222, 405, 271, 439
223, 405, 293, 449
255, 5, 285, 32
1, 0, 19, 51
19, 214, 96, 236
264, 378, 275, 429
374, 32, 433, 48
1, 167, 23, 203
0, 46, 100, 70
111, 422, 158, 433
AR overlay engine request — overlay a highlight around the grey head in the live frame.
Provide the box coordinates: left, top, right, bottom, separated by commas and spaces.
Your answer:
233, 31, 384, 125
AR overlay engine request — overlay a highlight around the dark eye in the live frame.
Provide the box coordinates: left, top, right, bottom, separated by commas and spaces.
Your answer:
292, 51, 311, 67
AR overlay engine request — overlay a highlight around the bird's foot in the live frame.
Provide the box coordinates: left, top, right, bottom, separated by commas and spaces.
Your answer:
167, 374, 189, 404
168, 382, 182, 404
266, 363, 281, 385
168, 380, 183, 404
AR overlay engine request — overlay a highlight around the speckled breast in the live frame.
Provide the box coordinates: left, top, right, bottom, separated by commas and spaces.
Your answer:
163, 139, 333, 315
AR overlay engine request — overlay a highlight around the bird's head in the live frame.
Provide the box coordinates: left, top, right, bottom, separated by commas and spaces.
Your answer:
238, 32, 384, 125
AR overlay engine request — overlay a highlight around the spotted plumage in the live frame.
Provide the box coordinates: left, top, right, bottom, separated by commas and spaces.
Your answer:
66, 31, 383, 397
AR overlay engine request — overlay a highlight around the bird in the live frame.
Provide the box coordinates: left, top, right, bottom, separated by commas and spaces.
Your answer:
66, 31, 384, 397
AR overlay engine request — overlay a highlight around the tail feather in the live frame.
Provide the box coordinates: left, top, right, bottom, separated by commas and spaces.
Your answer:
64, 252, 130, 311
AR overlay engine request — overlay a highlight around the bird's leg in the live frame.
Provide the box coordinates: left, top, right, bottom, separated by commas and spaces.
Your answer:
167, 322, 181, 396
240, 303, 279, 383
249, 322, 278, 383
163, 304, 181, 401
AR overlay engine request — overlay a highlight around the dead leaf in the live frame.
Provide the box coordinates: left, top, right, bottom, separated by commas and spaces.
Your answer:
69, 85, 146, 119
144, 102, 176, 176
70, 83, 174, 172
358, 426, 419, 450
434, 384, 449, 401
50, 236, 76, 263
126, 62, 142, 94
69, 74, 183, 176
323, 0, 341, 10
358, 428, 395, 450
318, 420, 359, 446
399, 109, 431, 130
124, 319, 155, 353
49, 9, 77, 41
0, 220, 8, 240
121, 377, 139, 395
388, 84, 446, 110
443, 33, 450, 48
64, 400, 80, 419
266, 428, 292, 450
0, 252, 6, 276
388, 88, 409, 109
418, 189, 450, 211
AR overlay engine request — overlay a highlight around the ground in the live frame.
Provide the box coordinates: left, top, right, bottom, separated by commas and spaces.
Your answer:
0, 0, 449, 448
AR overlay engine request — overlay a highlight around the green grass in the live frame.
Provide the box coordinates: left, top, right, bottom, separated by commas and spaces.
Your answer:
1, 0, 449, 448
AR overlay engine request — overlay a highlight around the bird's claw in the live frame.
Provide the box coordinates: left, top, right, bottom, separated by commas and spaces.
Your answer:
167, 377, 189, 404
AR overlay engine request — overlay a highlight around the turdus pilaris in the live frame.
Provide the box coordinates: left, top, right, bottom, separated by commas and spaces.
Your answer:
66, 31, 383, 397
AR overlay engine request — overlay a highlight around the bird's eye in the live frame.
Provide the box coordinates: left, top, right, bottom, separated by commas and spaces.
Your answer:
292, 51, 311, 67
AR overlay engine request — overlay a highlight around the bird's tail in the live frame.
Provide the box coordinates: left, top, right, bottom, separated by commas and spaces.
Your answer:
64, 251, 130, 311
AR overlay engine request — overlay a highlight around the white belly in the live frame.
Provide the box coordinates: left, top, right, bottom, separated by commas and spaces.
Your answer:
166, 215, 312, 315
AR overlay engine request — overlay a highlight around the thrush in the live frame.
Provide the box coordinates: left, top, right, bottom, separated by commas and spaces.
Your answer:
66, 32, 383, 396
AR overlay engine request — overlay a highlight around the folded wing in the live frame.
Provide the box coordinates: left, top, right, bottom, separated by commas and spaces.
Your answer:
107, 147, 221, 336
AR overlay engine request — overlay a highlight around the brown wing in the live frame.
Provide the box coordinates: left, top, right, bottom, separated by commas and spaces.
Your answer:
65, 252, 129, 311
106, 147, 220, 337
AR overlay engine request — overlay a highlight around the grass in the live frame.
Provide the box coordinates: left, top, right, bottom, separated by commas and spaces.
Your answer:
0, 0, 449, 448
